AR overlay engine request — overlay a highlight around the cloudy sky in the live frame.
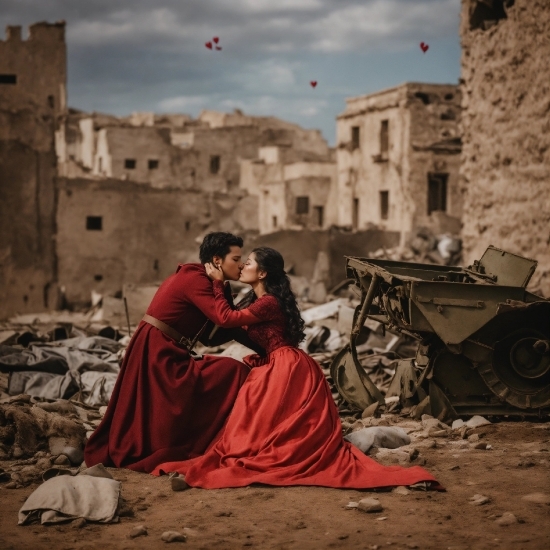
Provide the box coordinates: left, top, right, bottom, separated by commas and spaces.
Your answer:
0, 0, 462, 144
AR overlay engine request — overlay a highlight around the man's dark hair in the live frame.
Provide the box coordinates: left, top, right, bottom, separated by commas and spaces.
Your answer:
199, 232, 243, 264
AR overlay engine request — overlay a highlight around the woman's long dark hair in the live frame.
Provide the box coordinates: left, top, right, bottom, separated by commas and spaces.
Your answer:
252, 247, 305, 347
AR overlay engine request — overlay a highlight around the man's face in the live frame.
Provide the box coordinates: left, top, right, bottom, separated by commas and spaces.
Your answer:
214, 246, 243, 281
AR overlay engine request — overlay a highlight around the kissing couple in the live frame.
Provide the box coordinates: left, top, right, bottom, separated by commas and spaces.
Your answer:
85, 232, 439, 490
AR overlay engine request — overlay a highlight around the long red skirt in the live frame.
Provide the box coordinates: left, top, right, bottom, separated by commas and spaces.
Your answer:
84, 322, 249, 473
152, 347, 439, 489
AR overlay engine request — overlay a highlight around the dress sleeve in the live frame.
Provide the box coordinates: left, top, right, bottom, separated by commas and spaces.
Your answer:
247, 295, 280, 321
187, 275, 262, 328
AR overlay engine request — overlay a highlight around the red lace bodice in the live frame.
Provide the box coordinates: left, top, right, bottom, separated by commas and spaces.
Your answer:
212, 281, 293, 355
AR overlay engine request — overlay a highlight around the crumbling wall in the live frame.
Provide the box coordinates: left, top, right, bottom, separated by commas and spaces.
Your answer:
56, 178, 212, 305
460, 0, 550, 295
0, 22, 66, 319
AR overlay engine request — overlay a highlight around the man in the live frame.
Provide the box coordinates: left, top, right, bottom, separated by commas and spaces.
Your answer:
84, 232, 258, 472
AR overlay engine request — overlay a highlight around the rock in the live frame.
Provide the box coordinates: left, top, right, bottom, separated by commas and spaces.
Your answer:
358, 498, 383, 513
449, 465, 460, 471
99, 406, 108, 417
345, 501, 359, 509
130, 525, 148, 538
54, 454, 71, 466
465, 415, 491, 428
521, 492, 550, 505
362, 402, 379, 419
408, 448, 419, 461
5, 481, 18, 489
161, 531, 187, 542
469, 494, 491, 506
452, 419, 465, 430
517, 460, 536, 468
392, 486, 411, 495
473, 442, 489, 450
72, 518, 87, 529
428, 429, 449, 438
61, 446, 84, 465
171, 475, 189, 492
7, 394, 32, 404
495, 512, 517, 526
468, 434, 480, 442
421, 418, 447, 431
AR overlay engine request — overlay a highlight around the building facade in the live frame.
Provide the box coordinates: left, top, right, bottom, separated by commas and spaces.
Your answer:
459, 0, 550, 295
336, 83, 462, 240
0, 22, 67, 317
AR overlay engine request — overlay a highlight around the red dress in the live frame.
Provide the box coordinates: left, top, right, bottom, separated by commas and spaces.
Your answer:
152, 282, 439, 489
84, 264, 261, 473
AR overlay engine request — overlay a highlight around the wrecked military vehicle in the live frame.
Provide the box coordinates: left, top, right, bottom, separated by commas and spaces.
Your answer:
331, 246, 550, 420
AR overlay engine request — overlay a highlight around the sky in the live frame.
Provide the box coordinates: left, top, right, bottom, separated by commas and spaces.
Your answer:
0, 0, 462, 145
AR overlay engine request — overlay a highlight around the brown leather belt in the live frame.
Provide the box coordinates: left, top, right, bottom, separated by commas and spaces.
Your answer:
142, 314, 207, 352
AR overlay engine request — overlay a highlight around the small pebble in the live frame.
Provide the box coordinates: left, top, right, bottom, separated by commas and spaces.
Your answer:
161, 530, 187, 542
376, 516, 388, 521
392, 486, 411, 496
358, 498, 383, 513
171, 476, 189, 492
130, 525, 148, 538
345, 501, 359, 509
469, 494, 490, 506
449, 465, 460, 471
61, 446, 84, 466
5, 482, 18, 489
473, 442, 489, 450
468, 434, 480, 443
521, 492, 550, 505
495, 512, 517, 526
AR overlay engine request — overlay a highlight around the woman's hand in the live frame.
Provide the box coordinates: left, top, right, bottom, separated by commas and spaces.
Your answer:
205, 262, 225, 282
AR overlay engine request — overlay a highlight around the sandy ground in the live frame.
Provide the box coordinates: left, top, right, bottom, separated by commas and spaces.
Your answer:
1, 421, 549, 550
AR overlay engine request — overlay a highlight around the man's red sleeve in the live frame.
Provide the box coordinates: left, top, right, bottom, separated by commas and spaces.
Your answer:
187, 274, 262, 328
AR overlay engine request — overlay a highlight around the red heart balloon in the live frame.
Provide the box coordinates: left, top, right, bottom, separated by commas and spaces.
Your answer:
215, 46, 222, 51
205, 41, 213, 49
420, 42, 429, 53
310, 81, 317, 88
213, 37, 219, 44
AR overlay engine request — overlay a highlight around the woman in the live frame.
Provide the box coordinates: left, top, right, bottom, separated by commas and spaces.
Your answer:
152, 247, 439, 490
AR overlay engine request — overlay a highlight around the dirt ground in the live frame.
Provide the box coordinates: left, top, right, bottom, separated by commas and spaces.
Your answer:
1, 421, 549, 550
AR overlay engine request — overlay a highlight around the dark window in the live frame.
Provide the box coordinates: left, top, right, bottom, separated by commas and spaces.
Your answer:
351, 126, 360, 150
210, 155, 220, 174
94, 275, 103, 282
428, 173, 448, 215
98, 158, 103, 173
124, 159, 136, 169
296, 196, 309, 215
444, 93, 454, 101
153, 259, 159, 271
47, 95, 54, 108
380, 120, 389, 154
86, 216, 103, 231
0, 74, 17, 84
148, 159, 159, 169
352, 198, 359, 229
185, 221, 190, 231
314, 206, 324, 227
273, 216, 278, 228
414, 92, 431, 105
380, 191, 389, 220
470, 0, 511, 31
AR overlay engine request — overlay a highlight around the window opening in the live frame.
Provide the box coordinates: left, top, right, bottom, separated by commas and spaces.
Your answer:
94, 275, 103, 282
296, 196, 309, 215
470, 0, 512, 31
380, 191, 389, 220
314, 206, 324, 227
124, 159, 136, 169
148, 159, 159, 169
273, 216, 278, 228
86, 216, 103, 231
351, 126, 360, 150
428, 173, 448, 215
0, 74, 17, 84
380, 120, 389, 154
210, 155, 220, 174
352, 198, 359, 229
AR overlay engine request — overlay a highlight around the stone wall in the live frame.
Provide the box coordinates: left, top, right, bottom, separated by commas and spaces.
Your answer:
459, 0, 550, 296
0, 22, 66, 319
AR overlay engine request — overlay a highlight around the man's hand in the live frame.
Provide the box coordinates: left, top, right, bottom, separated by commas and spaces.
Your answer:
205, 262, 225, 282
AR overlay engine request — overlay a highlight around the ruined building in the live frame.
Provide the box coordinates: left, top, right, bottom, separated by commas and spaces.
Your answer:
336, 83, 462, 240
240, 145, 337, 235
0, 22, 66, 317
459, 0, 550, 296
